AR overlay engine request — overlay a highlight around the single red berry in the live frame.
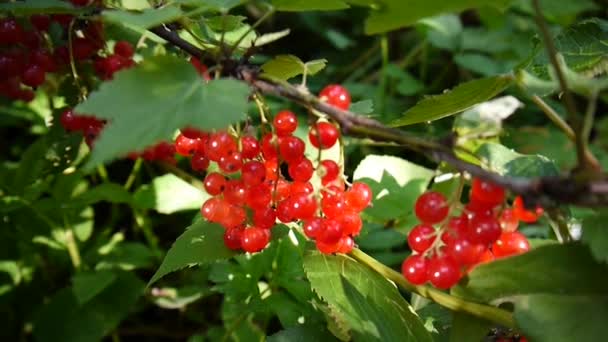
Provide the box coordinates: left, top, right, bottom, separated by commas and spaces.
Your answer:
499, 208, 519, 232
407, 224, 436, 253
245, 183, 272, 210
18, 89, 35, 102
427, 255, 461, 289
72, 38, 98, 61
316, 239, 341, 254
318, 219, 343, 245
70, 0, 91, 6
223, 227, 243, 250
444, 238, 485, 266
276, 199, 295, 223
288, 158, 314, 182
114, 41, 134, 58
415, 191, 449, 224
336, 235, 355, 254
218, 152, 243, 173
264, 158, 279, 181
30, 49, 56, 72
154, 142, 175, 161
338, 212, 362, 236
290, 181, 313, 195
253, 207, 276, 229
261, 133, 278, 160
30, 15, 51, 31
402, 255, 429, 285
471, 178, 505, 207
492, 231, 530, 258
180, 127, 206, 139
303, 217, 323, 239
190, 152, 209, 171
309, 122, 339, 149
273, 110, 298, 136
441, 215, 469, 245
219, 205, 246, 229
241, 227, 270, 253
0, 18, 24, 45
319, 84, 351, 110
21, 64, 45, 87
320, 160, 340, 185
203, 173, 226, 196
241, 161, 266, 186
240, 136, 260, 159
201, 197, 228, 222
289, 192, 317, 220
466, 216, 502, 245
206, 131, 237, 161
344, 182, 373, 212
321, 192, 346, 219
464, 200, 494, 221
279, 135, 305, 163
273, 178, 292, 202
175, 133, 201, 156
469, 249, 495, 271
60, 109, 84, 131
223, 180, 247, 206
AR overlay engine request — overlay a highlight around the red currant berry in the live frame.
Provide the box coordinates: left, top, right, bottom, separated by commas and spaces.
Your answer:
273, 110, 298, 136
261, 133, 278, 160
279, 135, 305, 163
415, 191, 449, 224
241, 161, 266, 186
513, 196, 543, 223
114, 41, 134, 58
427, 255, 461, 289
264, 158, 279, 181
60, 109, 84, 131
319, 84, 351, 110
218, 152, 243, 174
318, 219, 343, 245
320, 160, 340, 185
402, 255, 429, 285
338, 212, 363, 236
344, 182, 373, 212
407, 224, 436, 253
492, 231, 530, 258
223, 227, 243, 250
316, 239, 340, 254
180, 127, 206, 139
441, 216, 469, 245
321, 193, 346, 219
444, 238, 485, 266
303, 217, 323, 239
206, 132, 237, 161
201, 197, 229, 223
245, 183, 272, 210
466, 216, 501, 245
276, 199, 295, 223
273, 179, 292, 202
219, 205, 246, 229
70, 0, 91, 6
309, 122, 339, 149
241, 227, 270, 253
289, 192, 317, 220
30, 49, 56, 72
0, 18, 24, 45
288, 158, 314, 182
336, 235, 355, 254
471, 178, 505, 207
499, 208, 519, 232
190, 152, 209, 171
224, 180, 247, 206
203, 173, 226, 196
22, 64, 45, 87
290, 181, 313, 195
240, 136, 260, 159
253, 207, 276, 229
72, 38, 98, 60
175, 133, 201, 156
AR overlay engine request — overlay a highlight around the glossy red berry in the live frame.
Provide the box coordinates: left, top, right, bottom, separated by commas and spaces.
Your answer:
415, 191, 449, 224
289, 192, 317, 220
203, 173, 226, 196
338, 212, 362, 236
492, 231, 530, 258
320, 160, 340, 185
279, 135, 305, 163
336, 235, 355, 254
407, 224, 436, 253
319, 84, 351, 110
114, 41, 134, 58
60, 110, 84, 131
288, 158, 314, 182
219, 205, 246, 229
290, 181, 313, 195
22, 64, 45, 87
223, 180, 247, 206
309, 122, 339, 149
441, 216, 468, 245
241, 227, 270, 253
273, 110, 298, 136
427, 255, 461, 289
245, 183, 272, 210
190, 152, 209, 171
402, 255, 429, 285
240, 136, 260, 159
224, 227, 243, 250
261, 133, 278, 160
30, 49, 56, 72
253, 207, 276, 229
206, 132, 237, 161
344, 182, 373, 212
0, 18, 24, 45
303, 217, 323, 239
201, 197, 229, 223
276, 199, 295, 223
513, 196, 543, 223
175, 133, 201, 156
471, 178, 505, 207
241, 161, 266, 186
466, 216, 502, 245
444, 238, 485, 266
316, 239, 340, 254
499, 208, 519, 232
218, 152, 243, 173
318, 219, 343, 245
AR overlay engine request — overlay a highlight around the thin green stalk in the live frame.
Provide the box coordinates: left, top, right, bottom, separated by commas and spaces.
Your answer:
530, 95, 575, 140
229, 7, 275, 54
377, 35, 390, 114
133, 209, 160, 253
97, 165, 110, 183
64, 229, 82, 270
124, 158, 143, 191
350, 248, 515, 328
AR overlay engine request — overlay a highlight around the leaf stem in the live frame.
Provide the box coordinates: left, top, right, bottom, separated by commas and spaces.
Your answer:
124, 158, 143, 191
350, 248, 516, 328
530, 95, 575, 141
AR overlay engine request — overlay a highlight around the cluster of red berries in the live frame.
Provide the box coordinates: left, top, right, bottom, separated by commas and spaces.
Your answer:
0, 0, 135, 102
402, 179, 542, 289
173, 85, 365, 254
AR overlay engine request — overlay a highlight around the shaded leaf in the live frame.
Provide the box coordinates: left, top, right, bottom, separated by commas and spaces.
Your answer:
68, 183, 132, 207
76, 55, 250, 167
261, 55, 326, 80
72, 270, 117, 305
449, 313, 492, 342
267, 325, 340, 342
272, 0, 349, 11
582, 212, 608, 264
349, 99, 374, 114
475, 142, 559, 177
149, 220, 236, 285
391, 75, 513, 127
103, 6, 183, 30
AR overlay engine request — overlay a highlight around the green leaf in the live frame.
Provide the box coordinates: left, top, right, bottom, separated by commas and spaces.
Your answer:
272, 0, 349, 11
349, 99, 374, 114
134, 174, 208, 214
261, 55, 327, 81
152, 286, 211, 309
267, 325, 340, 342
33, 272, 144, 342
390, 75, 513, 127
76, 55, 250, 167
582, 212, 608, 264
475, 142, 559, 177
0, 0, 80, 15
418, 14, 463, 51
72, 270, 118, 305
303, 252, 432, 342
148, 220, 236, 285
96, 242, 157, 271
363, 0, 511, 35
103, 6, 183, 30
454, 53, 507, 76
449, 313, 492, 342
68, 183, 132, 207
